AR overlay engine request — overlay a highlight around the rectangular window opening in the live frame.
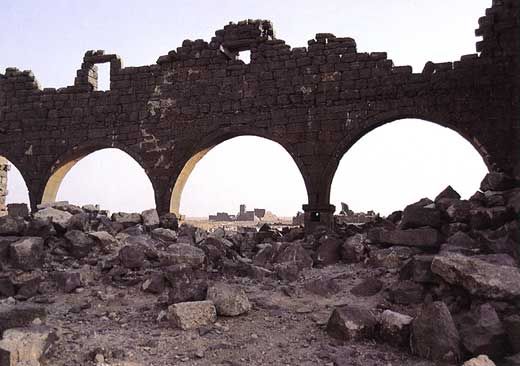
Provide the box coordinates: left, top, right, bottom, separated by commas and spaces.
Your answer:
96, 62, 111, 91
237, 50, 251, 64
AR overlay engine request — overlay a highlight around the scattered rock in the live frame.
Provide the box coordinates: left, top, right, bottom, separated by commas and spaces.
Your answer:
7, 203, 30, 219
326, 305, 378, 341
0, 325, 58, 366
168, 300, 217, 330
141, 209, 160, 229
315, 236, 342, 266
53, 271, 82, 293
480, 172, 516, 192
206, 283, 251, 316
378, 309, 413, 348
341, 234, 367, 263
388, 280, 424, 305
111, 212, 142, 227
118, 245, 145, 269
9, 237, 44, 270
399, 205, 441, 229
142, 272, 165, 294
0, 304, 46, 333
151, 228, 178, 243
411, 301, 461, 363
504, 315, 520, 353
159, 213, 178, 231
34, 207, 72, 231
64, 230, 95, 259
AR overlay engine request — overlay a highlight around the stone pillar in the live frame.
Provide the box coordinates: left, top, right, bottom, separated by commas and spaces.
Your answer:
0, 157, 9, 216
302, 203, 336, 233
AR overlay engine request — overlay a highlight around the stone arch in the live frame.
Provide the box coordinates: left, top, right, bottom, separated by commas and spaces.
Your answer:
41, 142, 152, 206
327, 115, 490, 213
169, 129, 308, 216
324, 112, 492, 198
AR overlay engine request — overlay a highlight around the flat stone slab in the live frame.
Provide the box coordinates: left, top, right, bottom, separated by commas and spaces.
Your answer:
431, 254, 520, 300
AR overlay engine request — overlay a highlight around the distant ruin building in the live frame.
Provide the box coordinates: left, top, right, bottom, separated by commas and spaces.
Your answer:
209, 204, 266, 222
0, 158, 9, 216
336, 203, 377, 224
208, 212, 235, 221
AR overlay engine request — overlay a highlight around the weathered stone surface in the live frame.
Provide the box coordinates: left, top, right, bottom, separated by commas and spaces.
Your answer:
160, 243, 205, 268
142, 272, 165, 294
326, 305, 378, 341
481, 172, 516, 192
9, 237, 44, 270
165, 265, 207, 304
0, 304, 46, 334
458, 303, 508, 359
25, 218, 55, 239
378, 310, 413, 348
151, 228, 178, 243
34, 208, 72, 231
388, 280, 424, 305
463, 355, 496, 366
64, 230, 95, 259
341, 234, 367, 263
11, 272, 43, 299
0, 325, 57, 366
446, 200, 474, 223
431, 254, 520, 300
303, 277, 341, 297
111, 212, 142, 227
435, 185, 461, 202
168, 300, 217, 330
141, 208, 160, 229
399, 255, 434, 283
368, 227, 441, 248
504, 315, 520, 353
53, 271, 82, 293
315, 236, 342, 266
411, 301, 461, 363
504, 353, 520, 366
89, 231, 117, 253
274, 243, 313, 270
0, 216, 25, 236
400, 205, 441, 229
7, 203, 29, 219
118, 244, 145, 269
159, 213, 178, 231
206, 283, 251, 316
350, 277, 383, 297
369, 246, 420, 269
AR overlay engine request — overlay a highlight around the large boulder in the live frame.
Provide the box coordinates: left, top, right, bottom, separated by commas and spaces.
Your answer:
341, 234, 367, 263
399, 205, 441, 229
141, 208, 160, 229
206, 283, 251, 316
369, 246, 420, 269
160, 243, 205, 268
435, 185, 461, 202
7, 203, 29, 219
399, 255, 434, 283
34, 207, 72, 231
446, 201, 473, 223
0, 216, 26, 236
431, 254, 520, 300
111, 212, 142, 227
151, 228, 178, 243
164, 264, 207, 304
118, 244, 145, 269
368, 227, 441, 248
53, 271, 82, 293
89, 231, 118, 253
458, 303, 508, 359
274, 242, 313, 270
463, 355, 496, 366
0, 325, 57, 366
411, 301, 461, 363
315, 236, 342, 266
378, 310, 413, 348
388, 280, 424, 305
64, 230, 95, 259
350, 277, 383, 297
9, 237, 44, 270
168, 300, 217, 330
326, 305, 378, 341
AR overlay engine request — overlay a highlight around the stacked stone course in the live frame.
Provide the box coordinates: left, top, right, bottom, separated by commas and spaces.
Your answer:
0, 1, 518, 230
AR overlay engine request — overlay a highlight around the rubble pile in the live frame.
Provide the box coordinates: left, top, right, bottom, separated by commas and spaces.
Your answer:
0, 172, 518, 365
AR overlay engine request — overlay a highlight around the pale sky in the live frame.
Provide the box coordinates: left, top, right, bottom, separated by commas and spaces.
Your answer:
1, 0, 490, 217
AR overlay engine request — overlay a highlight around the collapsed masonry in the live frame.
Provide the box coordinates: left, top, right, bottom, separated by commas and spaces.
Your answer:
0, 171, 519, 365
0, 158, 9, 216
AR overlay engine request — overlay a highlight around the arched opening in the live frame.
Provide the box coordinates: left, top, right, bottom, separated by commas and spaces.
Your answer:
330, 119, 488, 217
172, 136, 307, 222
43, 148, 155, 213
0, 156, 30, 213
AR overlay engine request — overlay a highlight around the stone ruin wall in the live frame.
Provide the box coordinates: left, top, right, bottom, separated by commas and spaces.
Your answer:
0, 0, 518, 230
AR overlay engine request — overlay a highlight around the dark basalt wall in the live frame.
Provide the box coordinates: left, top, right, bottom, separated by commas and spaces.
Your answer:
0, 0, 518, 230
